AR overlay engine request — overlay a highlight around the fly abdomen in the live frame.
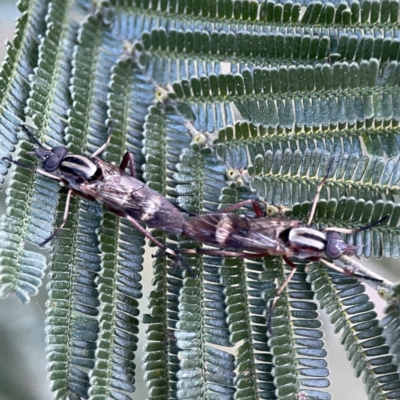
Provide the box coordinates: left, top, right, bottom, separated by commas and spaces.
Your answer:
182, 214, 226, 246
107, 184, 186, 235
137, 198, 185, 235
149, 208, 185, 234
182, 213, 252, 247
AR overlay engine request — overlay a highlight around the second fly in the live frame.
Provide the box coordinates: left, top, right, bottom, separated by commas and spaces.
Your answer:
7, 124, 184, 258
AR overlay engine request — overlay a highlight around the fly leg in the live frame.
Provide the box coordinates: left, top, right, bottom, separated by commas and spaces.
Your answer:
40, 189, 73, 247
181, 248, 271, 258
323, 215, 389, 235
19, 124, 51, 150
307, 158, 335, 225
268, 254, 385, 334
123, 213, 192, 269
218, 200, 266, 217
108, 207, 185, 264
251, 201, 265, 217
92, 120, 138, 179
91, 120, 114, 158
109, 208, 171, 252
319, 258, 358, 275
319, 257, 387, 284
118, 151, 136, 178
267, 255, 298, 334
218, 199, 255, 213
152, 249, 194, 277
210, 158, 336, 227
4, 156, 69, 246
39, 188, 97, 246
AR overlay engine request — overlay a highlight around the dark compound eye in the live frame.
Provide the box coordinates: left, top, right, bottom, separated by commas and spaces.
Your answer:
43, 154, 64, 172
43, 147, 68, 171
52, 146, 68, 157
325, 231, 344, 259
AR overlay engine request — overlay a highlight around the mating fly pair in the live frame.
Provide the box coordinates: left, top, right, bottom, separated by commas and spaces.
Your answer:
5, 125, 389, 305
4, 124, 185, 260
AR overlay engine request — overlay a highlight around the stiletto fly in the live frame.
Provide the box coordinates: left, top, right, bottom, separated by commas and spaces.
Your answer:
4, 124, 185, 259
181, 162, 388, 322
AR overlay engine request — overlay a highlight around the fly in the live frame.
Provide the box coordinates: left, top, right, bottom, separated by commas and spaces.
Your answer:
180, 163, 390, 324
4, 124, 185, 260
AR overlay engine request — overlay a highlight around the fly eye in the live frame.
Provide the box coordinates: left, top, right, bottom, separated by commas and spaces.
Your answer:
43, 147, 67, 171
52, 146, 68, 157
325, 232, 343, 259
43, 154, 63, 172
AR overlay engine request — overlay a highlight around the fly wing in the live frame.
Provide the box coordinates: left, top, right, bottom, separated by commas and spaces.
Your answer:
81, 172, 185, 234
183, 213, 300, 255
232, 217, 294, 254
83, 173, 147, 210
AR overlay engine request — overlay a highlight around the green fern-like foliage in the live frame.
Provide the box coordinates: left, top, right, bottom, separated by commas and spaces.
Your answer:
0, 0, 400, 399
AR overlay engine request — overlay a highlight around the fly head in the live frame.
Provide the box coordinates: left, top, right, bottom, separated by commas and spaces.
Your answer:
285, 226, 360, 260
42, 146, 68, 172
30, 146, 68, 172
325, 231, 359, 259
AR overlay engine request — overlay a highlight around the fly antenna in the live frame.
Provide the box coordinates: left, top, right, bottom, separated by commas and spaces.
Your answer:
353, 215, 389, 234
2, 156, 35, 171
18, 124, 49, 150
329, 255, 393, 292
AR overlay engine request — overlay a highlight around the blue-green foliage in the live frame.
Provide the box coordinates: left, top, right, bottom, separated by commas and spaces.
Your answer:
0, 0, 399, 399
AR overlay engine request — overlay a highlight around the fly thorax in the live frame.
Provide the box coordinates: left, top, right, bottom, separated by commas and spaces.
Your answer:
59, 155, 100, 181
286, 226, 327, 254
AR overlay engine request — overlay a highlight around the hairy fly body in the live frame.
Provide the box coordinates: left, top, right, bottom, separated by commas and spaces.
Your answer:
181, 173, 360, 264
43, 152, 185, 235
180, 165, 388, 328
182, 213, 359, 261
6, 125, 185, 256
